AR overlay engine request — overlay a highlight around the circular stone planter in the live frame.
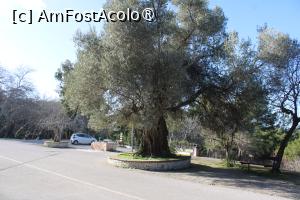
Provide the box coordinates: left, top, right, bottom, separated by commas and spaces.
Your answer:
108, 156, 191, 171
43, 141, 69, 148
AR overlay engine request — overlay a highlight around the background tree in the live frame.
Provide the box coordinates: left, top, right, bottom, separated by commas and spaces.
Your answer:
38, 101, 71, 142
64, 0, 226, 157
258, 27, 300, 172
0, 66, 73, 140
191, 32, 269, 165
55, 60, 76, 115
0, 67, 40, 138
249, 128, 283, 159
167, 114, 203, 151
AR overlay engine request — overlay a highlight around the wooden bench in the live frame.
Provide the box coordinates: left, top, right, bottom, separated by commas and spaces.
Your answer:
240, 157, 275, 171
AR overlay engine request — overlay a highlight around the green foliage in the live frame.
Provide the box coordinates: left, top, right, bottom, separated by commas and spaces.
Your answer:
285, 132, 300, 160
108, 126, 131, 145
258, 26, 300, 171
191, 32, 270, 163
198, 33, 267, 134
63, 0, 226, 130
55, 60, 76, 117
250, 128, 283, 158
258, 26, 300, 129
56, 1, 298, 159
62, 0, 228, 156
115, 153, 187, 161
258, 26, 299, 68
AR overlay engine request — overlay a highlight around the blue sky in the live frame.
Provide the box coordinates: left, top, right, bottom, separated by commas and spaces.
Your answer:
0, 0, 299, 99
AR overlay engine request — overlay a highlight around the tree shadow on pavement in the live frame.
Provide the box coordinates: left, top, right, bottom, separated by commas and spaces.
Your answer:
155, 158, 300, 200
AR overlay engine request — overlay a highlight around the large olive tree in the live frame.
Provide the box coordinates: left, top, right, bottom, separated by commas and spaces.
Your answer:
64, 0, 226, 157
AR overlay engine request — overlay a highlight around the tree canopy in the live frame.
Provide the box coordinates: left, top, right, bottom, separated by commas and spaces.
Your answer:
64, 0, 227, 156
258, 27, 300, 171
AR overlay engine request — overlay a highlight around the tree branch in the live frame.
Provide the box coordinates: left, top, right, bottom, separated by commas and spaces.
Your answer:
167, 88, 203, 111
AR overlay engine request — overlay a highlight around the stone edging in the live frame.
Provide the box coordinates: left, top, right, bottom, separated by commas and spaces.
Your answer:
43, 141, 69, 148
108, 156, 191, 171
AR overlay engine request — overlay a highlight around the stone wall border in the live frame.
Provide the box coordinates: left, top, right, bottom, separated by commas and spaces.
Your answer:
108, 155, 191, 171
43, 141, 69, 148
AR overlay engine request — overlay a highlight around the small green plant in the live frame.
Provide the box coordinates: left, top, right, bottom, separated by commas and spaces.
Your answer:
115, 153, 189, 161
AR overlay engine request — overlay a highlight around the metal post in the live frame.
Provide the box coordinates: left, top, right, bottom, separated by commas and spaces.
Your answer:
131, 125, 134, 152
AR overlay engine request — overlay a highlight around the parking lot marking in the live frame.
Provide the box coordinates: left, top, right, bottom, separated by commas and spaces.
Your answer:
75, 149, 99, 153
0, 153, 59, 171
0, 155, 146, 200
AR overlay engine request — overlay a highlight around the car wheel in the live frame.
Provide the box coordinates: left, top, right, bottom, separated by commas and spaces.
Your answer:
90, 140, 95, 145
73, 140, 79, 145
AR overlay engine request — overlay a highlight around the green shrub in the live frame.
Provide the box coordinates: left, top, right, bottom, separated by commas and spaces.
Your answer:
285, 137, 300, 160
250, 128, 283, 158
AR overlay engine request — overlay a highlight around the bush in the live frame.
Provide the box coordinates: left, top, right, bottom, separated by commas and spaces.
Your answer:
285, 136, 300, 160
249, 128, 283, 158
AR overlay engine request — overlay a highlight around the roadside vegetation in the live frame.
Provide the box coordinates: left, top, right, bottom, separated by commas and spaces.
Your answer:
0, 67, 89, 142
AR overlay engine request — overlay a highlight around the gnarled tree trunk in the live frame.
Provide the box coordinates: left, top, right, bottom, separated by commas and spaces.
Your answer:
138, 115, 171, 157
272, 121, 299, 172
53, 127, 62, 142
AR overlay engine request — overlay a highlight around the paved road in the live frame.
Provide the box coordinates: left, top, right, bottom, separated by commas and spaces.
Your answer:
0, 139, 290, 200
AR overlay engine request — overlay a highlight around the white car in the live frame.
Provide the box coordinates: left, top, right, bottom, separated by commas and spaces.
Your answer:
70, 133, 96, 145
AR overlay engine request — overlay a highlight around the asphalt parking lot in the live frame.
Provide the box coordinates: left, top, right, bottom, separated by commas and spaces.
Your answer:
0, 139, 291, 200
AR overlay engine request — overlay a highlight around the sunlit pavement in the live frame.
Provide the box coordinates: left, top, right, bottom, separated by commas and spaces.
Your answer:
0, 139, 290, 200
